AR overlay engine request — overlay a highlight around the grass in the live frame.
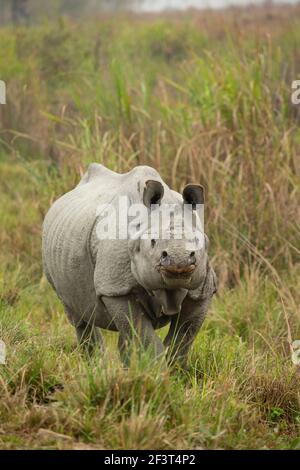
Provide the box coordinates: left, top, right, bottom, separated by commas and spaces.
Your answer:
0, 5, 300, 449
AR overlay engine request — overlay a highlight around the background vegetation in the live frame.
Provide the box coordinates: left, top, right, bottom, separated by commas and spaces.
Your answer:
0, 0, 135, 24
0, 4, 299, 449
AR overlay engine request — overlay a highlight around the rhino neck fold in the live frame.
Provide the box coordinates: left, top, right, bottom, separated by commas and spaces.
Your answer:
152, 288, 188, 316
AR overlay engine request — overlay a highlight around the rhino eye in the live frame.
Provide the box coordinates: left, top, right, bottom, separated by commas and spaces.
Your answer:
151, 239, 156, 248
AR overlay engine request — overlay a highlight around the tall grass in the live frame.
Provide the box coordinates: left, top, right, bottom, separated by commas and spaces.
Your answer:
0, 5, 299, 449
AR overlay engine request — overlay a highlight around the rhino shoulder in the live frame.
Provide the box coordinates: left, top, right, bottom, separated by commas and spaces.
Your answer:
93, 239, 137, 297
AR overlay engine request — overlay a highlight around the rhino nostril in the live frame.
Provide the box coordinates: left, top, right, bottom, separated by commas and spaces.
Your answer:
161, 251, 168, 259
189, 252, 196, 265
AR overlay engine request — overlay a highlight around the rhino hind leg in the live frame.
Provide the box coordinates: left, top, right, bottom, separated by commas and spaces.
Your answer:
63, 303, 105, 355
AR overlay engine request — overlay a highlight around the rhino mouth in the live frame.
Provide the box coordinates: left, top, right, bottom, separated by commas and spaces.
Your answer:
159, 264, 196, 279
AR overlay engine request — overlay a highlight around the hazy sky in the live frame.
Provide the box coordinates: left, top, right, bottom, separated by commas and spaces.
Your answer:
136, 0, 299, 11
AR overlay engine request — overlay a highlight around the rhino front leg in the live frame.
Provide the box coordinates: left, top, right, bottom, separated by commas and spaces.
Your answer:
76, 321, 105, 355
102, 295, 164, 366
164, 296, 211, 369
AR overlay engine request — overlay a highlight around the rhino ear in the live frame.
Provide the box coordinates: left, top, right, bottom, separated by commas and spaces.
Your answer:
143, 180, 164, 209
182, 184, 204, 208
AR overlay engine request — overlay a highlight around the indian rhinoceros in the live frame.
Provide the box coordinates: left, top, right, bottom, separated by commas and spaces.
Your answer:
42, 163, 217, 367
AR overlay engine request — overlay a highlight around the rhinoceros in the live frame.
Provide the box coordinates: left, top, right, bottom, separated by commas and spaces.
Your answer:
42, 163, 217, 367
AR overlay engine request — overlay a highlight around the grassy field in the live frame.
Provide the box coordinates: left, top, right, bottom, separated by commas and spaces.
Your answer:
0, 5, 300, 450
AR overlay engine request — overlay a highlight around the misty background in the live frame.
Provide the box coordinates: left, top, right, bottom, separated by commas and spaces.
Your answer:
0, 0, 300, 24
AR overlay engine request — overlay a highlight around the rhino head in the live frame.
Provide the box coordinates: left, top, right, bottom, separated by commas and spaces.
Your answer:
128, 180, 208, 315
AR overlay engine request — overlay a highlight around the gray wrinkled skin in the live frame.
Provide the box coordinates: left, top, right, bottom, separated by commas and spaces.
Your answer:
42, 163, 217, 367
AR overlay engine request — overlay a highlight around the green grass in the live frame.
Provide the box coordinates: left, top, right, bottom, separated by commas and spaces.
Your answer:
0, 6, 300, 449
